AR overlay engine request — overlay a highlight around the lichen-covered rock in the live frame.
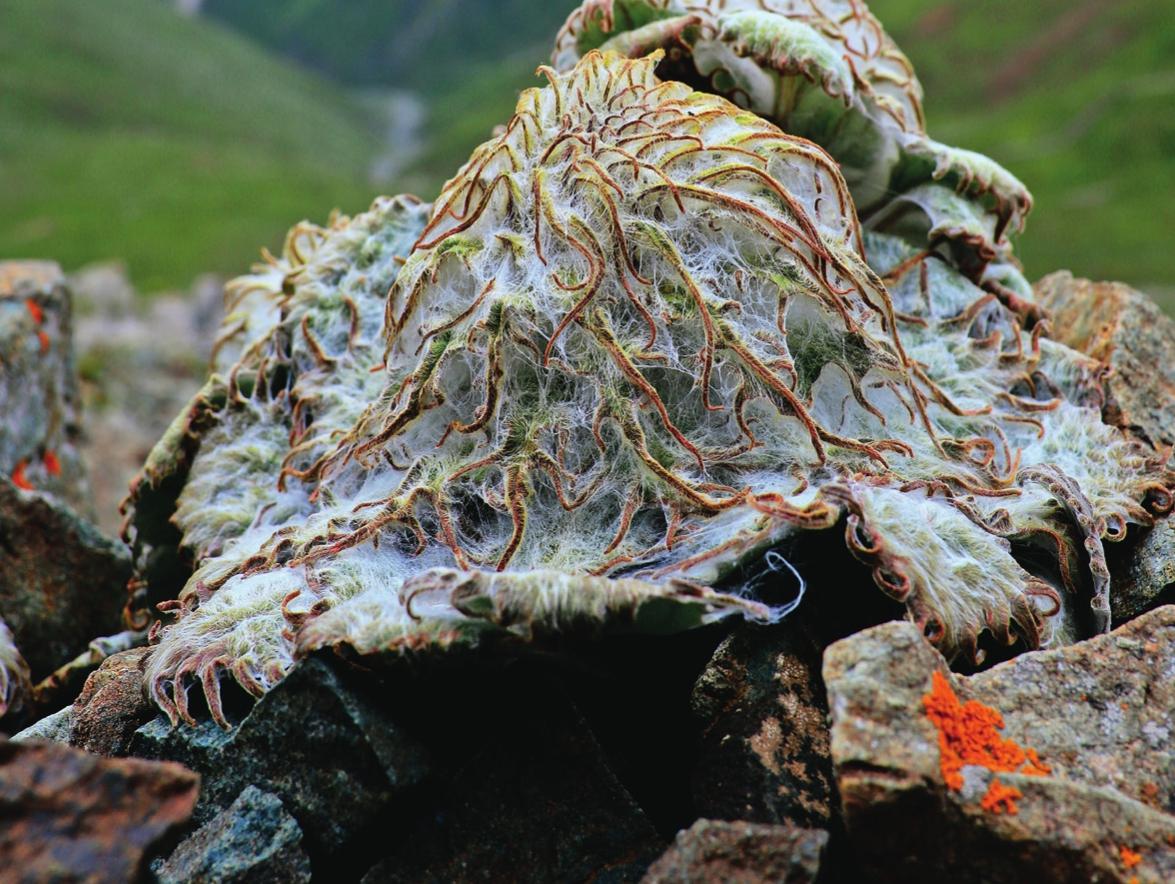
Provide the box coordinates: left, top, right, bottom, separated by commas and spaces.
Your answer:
131, 656, 431, 861
0, 473, 131, 698
0, 262, 112, 721
32, 628, 145, 716
823, 609, 1175, 882
690, 623, 834, 827
641, 819, 827, 884
0, 261, 90, 511
126, 45, 1175, 727
0, 737, 199, 881
70, 646, 155, 757
1109, 516, 1175, 624
156, 785, 311, 884
0, 617, 31, 722
1035, 271, 1175, 448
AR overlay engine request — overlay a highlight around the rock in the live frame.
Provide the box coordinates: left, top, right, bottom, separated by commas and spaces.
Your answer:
1035, 272, 1175, 448
70, 646, 155, 756
823, 608, 1175, 883
33, 628, 146, 715
71, 263, 220, 534
11, 705, 72, 743
156, 785, 311, 884
70, 262, 137, 319
0, 260, 90, 511
359, 661, 663, 883
0, 616, 31, 721
1108, 516, 1175, 624
690, 623, 835, 828
0, 737, 199, 880
0, 473, 131, 681
131, 655, 430, 864
641, 819, 828, 884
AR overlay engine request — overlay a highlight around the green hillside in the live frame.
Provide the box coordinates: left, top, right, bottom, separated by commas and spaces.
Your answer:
3, 0, 1171, 300
872, 0, 1175, 300
198, 0, 579, 204
0, 0, 383, 291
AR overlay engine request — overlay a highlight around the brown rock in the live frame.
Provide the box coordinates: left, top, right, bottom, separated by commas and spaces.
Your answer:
0, 473, 131, 682
71, 646, 154, 756
824, 608, 1175, 883
691, 624, 835, 827
641, 819, 827, 884
0, 737, 199, 881
1035, 271, 1175, 448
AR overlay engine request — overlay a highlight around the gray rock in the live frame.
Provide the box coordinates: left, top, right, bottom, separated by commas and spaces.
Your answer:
1036, 272, 1175, 448
641, 819, 827, 884
70, 262, 221, 534
690, 624, 835, 828
0, 261, 90, 512
823, 608, 1175, 882
10, 705, 72, 743
157, 786, 311, 884
131, 655, 430, 861
1109, 516, 1175, 624
0, 473, 131, 681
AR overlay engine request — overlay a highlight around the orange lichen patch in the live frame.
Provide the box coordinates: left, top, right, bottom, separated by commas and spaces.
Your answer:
24, 298, 43, 324
37, 329, 50, 353
42, 450, 61, 476
922, 670, 1051, 797
11, 460, 33, 491
980, 779, 1023, 815
1120, 846, 1143, 869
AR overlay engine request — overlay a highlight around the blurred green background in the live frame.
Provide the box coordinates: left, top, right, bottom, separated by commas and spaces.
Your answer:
2, 0, 1172, 305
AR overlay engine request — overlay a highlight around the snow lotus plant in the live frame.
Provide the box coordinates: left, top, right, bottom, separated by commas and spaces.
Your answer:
553, 0, 1037, 306
123, 8, 1173, 727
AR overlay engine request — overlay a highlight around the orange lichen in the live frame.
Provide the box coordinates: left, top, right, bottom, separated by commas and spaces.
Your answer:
24, 298, 43, 324
922, 671, 1050, 805
37, 329, 50, 354
42, 450, 61, 476
1120, 846, 1143, 869
11, 461, 33, 491
980, 779, 1023, 815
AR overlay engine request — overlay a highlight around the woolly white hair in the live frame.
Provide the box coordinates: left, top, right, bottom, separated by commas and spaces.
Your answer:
128, 49, 1171, 728
553, 0, 1035, 299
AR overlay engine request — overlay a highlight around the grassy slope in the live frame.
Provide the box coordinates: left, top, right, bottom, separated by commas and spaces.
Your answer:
201, 0, 580, 203
872, 0, 1175, 299
0, 0, 382, 291
200, 0, 574, 92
